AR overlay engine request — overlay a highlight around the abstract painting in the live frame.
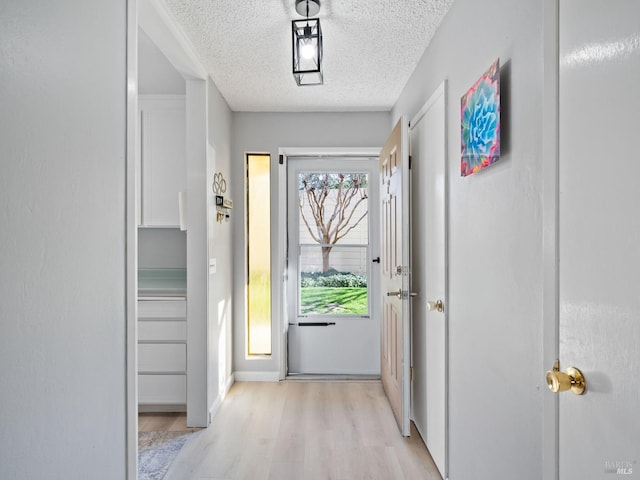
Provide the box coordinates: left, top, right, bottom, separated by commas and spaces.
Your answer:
461, 58, 500, 176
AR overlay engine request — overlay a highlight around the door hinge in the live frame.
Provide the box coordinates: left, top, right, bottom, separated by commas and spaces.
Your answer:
410, 367, 414, 381
409, 155, 413, 170
279, 154, 284, 165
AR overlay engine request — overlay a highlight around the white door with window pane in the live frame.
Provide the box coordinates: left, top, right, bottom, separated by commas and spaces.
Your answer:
287, 158, 380, 375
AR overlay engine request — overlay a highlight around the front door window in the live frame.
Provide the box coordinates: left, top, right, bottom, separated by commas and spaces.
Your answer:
297, 172, 370, 317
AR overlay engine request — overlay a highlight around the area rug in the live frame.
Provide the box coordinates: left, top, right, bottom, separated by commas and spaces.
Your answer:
138, 431, 193, 480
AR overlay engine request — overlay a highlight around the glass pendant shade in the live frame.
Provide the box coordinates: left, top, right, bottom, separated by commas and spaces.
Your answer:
292, 18, 323, 86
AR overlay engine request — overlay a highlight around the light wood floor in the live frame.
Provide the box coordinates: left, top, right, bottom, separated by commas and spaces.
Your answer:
138, 412, 200, 433
163, 380, 442, 480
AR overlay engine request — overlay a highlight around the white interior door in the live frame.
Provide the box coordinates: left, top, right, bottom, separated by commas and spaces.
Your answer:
410, 83, 447, 478
287, 157, 380, 375
557, 1, 640, 477
379, 118, 411, 436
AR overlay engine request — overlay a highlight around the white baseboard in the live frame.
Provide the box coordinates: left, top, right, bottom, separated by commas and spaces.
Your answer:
208, 373, 235, 423
225, 372, 235, 392
233, 371, 280, 382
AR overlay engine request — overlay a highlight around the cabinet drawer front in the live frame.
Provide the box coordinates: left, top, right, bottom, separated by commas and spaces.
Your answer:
138, 374, 186, 404
138, 299, 186, 318
138, 321, 187, 341
138, 344, 186, 372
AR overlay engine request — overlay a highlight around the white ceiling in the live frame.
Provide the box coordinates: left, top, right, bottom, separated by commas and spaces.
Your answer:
162, 0, 454, 112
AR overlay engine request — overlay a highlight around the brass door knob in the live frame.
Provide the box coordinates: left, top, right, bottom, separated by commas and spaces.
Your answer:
386, 289, 402, 299
545, 359, 586, 395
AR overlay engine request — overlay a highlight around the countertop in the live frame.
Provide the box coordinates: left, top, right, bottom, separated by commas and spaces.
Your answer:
138, 268, 186, 297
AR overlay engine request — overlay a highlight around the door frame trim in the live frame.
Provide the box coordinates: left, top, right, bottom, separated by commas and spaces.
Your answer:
125, 0, 137, 477
542, 1, 560, 479
277, 147, 381, 380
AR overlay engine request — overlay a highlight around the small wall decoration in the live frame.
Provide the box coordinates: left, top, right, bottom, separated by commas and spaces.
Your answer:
461, 58, 500, 176
212, 172, 231, 223
212, 172, 227, 195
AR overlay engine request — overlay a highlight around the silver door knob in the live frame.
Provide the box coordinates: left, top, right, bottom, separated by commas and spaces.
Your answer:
386, 289, 402, 299
426, 299, 444, 312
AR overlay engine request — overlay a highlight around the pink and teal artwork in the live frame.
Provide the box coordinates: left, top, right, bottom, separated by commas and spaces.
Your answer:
461, 58, 500, 176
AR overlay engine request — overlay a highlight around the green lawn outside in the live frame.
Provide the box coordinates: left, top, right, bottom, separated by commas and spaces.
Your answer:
300, 286, 368, 315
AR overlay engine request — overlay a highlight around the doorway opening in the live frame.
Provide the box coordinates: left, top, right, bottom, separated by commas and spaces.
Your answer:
285, 156, 380, 376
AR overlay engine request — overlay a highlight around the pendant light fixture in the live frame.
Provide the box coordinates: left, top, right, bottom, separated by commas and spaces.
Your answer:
292, 0, 323, 86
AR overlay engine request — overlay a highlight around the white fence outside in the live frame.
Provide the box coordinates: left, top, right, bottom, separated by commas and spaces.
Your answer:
298, 186, 369, 276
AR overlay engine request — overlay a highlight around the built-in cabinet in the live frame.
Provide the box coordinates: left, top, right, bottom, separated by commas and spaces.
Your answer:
137, 95, 186, 227
136, 93, 188, 411
138, 297, 187, 411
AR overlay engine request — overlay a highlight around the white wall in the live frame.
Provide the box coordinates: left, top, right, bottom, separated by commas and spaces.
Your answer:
206, 78, 234, 412
0, 1, 128, 478
231, 112, 390, 376
138, 27, 186, 95
393, 0, 543, 478
138, 228, 186, 268
186, 79, 209, 426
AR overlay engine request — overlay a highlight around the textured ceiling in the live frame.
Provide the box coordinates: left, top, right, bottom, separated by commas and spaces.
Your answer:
164, 0, 454, 112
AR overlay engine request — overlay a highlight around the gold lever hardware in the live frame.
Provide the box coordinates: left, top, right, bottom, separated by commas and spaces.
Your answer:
545, 359, 586, 395
426, 299, 444, 313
